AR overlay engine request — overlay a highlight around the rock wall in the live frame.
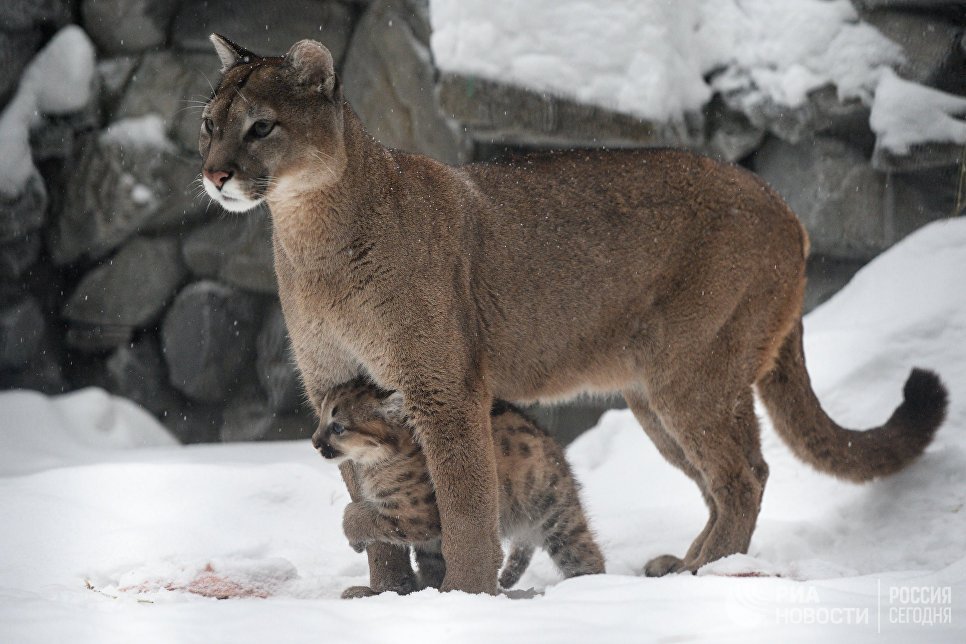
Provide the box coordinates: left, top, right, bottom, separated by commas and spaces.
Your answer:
1, 0, 963, 443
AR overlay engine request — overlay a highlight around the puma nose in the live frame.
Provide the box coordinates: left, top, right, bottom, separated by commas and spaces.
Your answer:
203, 169, 232, 189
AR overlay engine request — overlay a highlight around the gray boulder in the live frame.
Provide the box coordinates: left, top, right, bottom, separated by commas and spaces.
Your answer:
182, 206, 276, 294
115, 50, 223, 152
873, 140, 966, 173
81, 0, 180, 55
0, 174, 47, 244
438, 73, 704, 151
30, 102, 102, 162
0, 341, 65, 394
162, 399, 223, 444
852, 0, 966, 9
63, 236, 186, 337
221, 389, 313, 442
0, 1, 70, 31
0, 233, 40, 279
804, 255, 868, 313
161, 281, 260, 402
864, 10, 964, 87
720, 83, 871, 146
97, 56, 139, 116
527, 397, 625, 447
754, 135, 951, 259
105, 335, 181, 417
0, 297, 44, 370
256, 304, 302, 412
50, 121, 205, 265
64, 325, 136, 354
30, 120, 77, 162
0, 30, 42, 106
343, 0, 470, 163
170, 0, 353, 63
704, 98, 766, 162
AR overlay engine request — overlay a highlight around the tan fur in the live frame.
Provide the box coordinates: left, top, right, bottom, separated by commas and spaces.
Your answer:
313, 379, 605, 594
201, 36, 949, 593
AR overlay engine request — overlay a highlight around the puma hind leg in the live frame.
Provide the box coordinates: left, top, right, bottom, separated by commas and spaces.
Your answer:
623, 390, 718, 576
647, 385, 768, 574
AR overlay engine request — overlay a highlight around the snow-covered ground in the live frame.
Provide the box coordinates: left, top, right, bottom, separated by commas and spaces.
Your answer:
2, 217, 965, 642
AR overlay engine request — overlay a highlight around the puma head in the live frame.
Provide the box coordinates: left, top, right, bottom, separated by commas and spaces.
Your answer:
200, 34, 346, 212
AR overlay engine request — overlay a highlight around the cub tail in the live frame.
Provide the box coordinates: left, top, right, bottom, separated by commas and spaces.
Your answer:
756, 321, 948, 482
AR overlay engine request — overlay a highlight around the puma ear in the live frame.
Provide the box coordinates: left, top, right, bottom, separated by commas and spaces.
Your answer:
209, 33, 255, 73
285, 39, 337, 97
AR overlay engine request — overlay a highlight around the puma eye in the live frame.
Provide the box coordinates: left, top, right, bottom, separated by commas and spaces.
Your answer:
203, 118, 213, 134
329, 422, 346, 436
249, 120, 275, 139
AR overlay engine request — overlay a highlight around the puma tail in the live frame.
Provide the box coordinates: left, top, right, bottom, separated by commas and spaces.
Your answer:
756, 321, 948, 482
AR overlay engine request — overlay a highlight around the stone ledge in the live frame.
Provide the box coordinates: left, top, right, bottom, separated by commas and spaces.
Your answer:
873, 140, 966, 172
438, 73, 704, 150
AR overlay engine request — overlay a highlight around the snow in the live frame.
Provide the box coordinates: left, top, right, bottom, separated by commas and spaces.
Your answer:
0, 388, 177, 477
99, 114, 177, 152
428, 0, 902, 122
2, 218, 966, 641
870, 69, 966, 155
0, 26, 95, 197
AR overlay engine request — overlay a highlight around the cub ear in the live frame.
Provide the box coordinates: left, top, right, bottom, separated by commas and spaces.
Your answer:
209, 33, 255, 73
285, 39, 337, 97
378, 392, 409, 424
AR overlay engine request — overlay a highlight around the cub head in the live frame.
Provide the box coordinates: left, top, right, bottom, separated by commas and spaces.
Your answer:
311, 378, 411, 465
199, 34, 345, 212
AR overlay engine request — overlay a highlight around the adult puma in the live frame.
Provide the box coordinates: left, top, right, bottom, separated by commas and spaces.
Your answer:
199, 35, 948, 595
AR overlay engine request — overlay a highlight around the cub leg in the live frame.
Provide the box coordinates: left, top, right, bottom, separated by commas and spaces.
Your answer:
535, 470, 605, 581
542, 512, 606, 580
343, 500, 443, 550
413, 540, 447, 590
622, 390, 717, 577
498, 543, 536, 590
338, 462, 416, 598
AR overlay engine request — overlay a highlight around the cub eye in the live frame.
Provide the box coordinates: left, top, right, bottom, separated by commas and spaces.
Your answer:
249, 120, 275, 139
203, 118, 213, 134
331, 405, 339, 416
329, 422, 346, 436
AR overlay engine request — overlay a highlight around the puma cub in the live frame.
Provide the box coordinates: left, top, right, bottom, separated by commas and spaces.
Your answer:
313, 378, 605, 595
200, 35, 948, 595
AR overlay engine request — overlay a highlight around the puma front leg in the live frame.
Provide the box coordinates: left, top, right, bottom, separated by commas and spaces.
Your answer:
405, 381, 502, 595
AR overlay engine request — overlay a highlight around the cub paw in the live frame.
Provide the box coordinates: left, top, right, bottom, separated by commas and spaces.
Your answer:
341, 585, 378, 599
643, 554, 688, 577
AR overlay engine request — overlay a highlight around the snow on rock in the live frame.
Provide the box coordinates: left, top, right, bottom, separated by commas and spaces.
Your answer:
0, 26, 96, 197
0, 388, 177, 476
1, 218, 966, 641
99, 114, 177, 153
429, 0, 902, 123
870, 68, 966, 155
